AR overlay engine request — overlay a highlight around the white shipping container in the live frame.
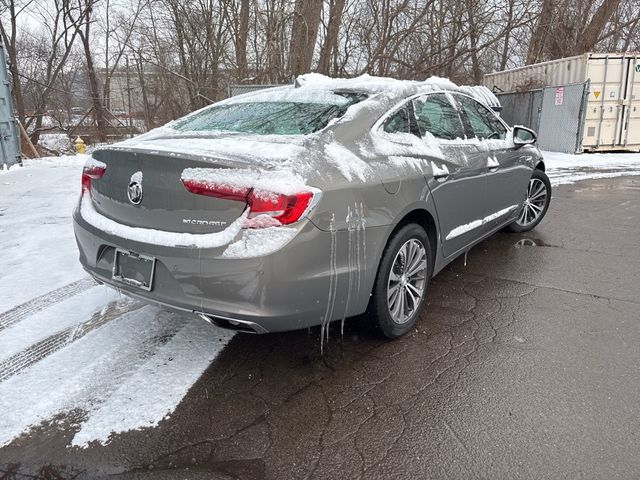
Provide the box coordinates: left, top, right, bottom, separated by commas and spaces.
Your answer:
484, 53, 640, 152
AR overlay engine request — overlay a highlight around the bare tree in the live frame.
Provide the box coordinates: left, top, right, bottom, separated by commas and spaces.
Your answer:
289, 0, 323, 76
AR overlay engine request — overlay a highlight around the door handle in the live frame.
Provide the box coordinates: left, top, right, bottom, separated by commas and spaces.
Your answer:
433, 173, 449, 181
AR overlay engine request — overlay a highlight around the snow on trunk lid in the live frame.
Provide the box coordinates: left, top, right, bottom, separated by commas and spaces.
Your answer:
89, 150, 248, 234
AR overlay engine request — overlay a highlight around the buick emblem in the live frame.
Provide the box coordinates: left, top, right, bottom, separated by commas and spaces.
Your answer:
127, 171, 143, 205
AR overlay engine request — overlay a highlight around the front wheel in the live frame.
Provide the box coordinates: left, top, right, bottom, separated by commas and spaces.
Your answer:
507, 169, 551, 233
367, 223, 432, 338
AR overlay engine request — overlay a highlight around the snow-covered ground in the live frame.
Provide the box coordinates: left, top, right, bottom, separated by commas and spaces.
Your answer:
543, 150, 640, 185
0, 149, 639, 449
0, 155, 234, 448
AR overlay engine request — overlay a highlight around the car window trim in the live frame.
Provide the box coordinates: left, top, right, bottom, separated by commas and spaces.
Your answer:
411, 92, 467, 141
373, 91, 512, 142
449, 92, 511, 142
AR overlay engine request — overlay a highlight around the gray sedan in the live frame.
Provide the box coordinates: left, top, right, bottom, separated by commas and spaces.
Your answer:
73, 76, 550, 339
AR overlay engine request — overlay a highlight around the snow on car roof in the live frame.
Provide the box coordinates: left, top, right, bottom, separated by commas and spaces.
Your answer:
222, 73, 498, 108
295, 73, 458, 95
293, 73, 501, 111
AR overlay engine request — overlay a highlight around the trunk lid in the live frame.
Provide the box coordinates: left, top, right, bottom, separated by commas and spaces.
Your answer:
91, 149, 248, 234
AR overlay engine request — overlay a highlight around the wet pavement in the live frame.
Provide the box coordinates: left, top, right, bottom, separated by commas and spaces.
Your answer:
2, 176, 640, 479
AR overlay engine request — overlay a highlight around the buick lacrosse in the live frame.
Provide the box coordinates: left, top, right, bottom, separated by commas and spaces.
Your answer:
73, 75, 550, 338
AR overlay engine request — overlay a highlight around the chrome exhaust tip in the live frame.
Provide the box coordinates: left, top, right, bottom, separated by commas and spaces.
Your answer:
195, 312, 268, 334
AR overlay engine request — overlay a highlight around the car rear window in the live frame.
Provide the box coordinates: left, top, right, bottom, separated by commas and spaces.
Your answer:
171, 90, 366, 135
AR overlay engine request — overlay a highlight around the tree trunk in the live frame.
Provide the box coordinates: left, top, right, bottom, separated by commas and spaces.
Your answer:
527, 0, 555, 65
235, 0, 250, 81
576, 0, 622, 54
317, 0, 346, 75
79, 22, 108, 143
465, 0, 482, 83
289, 0, 324, 77
499, 0, 515, 71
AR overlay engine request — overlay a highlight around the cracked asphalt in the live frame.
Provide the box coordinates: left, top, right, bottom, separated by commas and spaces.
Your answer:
2, 175, 640, 479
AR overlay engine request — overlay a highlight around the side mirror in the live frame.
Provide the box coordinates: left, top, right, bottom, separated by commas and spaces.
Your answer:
513, 126, 537, 147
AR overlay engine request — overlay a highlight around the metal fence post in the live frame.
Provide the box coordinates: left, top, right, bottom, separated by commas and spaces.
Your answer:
575, 80, 591, 153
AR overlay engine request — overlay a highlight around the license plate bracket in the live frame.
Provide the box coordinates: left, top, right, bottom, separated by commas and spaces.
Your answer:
112, 249, 156, 291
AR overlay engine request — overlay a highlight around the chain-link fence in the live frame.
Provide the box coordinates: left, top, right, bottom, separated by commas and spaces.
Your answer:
536, 82, 589, 153
496, 81, 589, 153
496, 89, 543, 133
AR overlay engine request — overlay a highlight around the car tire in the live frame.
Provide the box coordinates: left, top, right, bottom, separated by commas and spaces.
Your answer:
506, 169, 552, 233
367, 223, 432, 338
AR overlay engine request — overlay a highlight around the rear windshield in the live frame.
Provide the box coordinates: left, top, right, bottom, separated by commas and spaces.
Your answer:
171, 90, 365, 135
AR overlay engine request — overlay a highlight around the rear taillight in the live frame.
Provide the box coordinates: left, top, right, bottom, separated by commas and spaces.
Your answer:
181, 179, 316, 228
81, 162, 106, 193
247, 190, 313, 225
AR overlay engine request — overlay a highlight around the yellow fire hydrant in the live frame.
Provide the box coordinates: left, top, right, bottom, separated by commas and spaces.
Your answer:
74, 136, 86, 155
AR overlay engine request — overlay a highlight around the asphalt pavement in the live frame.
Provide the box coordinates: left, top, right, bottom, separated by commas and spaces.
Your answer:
2, 175, 640, 479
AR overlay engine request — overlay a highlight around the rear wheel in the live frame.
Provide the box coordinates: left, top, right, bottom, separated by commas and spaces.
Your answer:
367, 223, 432, 338
507, 169, 551, 233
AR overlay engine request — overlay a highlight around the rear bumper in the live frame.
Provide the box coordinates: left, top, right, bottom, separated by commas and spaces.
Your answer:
72, 204, 383, 333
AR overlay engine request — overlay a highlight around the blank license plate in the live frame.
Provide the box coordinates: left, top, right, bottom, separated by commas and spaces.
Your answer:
112, 249, 156, 291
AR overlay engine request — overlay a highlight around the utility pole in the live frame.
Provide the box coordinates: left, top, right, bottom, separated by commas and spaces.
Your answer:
126, 55, 133, 137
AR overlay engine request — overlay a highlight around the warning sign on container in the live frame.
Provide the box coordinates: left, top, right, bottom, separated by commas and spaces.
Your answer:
594, 91, 601, 99
555, 87, 564, 106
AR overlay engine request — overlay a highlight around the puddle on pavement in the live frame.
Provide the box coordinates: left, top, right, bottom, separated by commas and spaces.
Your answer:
513, 238, 561, 249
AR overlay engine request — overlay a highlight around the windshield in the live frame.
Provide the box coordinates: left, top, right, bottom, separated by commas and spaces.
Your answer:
171, 90, 365, 135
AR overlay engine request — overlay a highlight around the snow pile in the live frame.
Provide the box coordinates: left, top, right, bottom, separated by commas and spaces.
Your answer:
296, 72, 457, 95
222, 227, 298, 258
39, 133, 74, 154
80, 194, 247, 249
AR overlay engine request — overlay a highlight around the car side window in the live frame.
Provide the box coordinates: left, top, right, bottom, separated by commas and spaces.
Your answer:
383, 105, 411, 134
412, 93, 465, 140
455, 94, 507, 140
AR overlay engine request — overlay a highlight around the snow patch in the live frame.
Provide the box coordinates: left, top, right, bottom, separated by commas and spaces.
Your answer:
130, 170, 143, 184
361, 130, 445, 162
113, 137, 306, 168
80, 194, 246, 248
84, 157, 107, 170
181, 167, 308, 199
70, 317, 234, 446
221, 227, 298, 258
543, 150, 640, 185
431, 162, 450, 177
226, 87, 351, 106
0, 305, 234, 448
325, 142, 370, 182
0, 155, 88, 312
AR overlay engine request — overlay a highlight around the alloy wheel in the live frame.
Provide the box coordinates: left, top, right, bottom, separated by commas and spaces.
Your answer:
387, 238, 427, 324
516, 178, 548, 227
